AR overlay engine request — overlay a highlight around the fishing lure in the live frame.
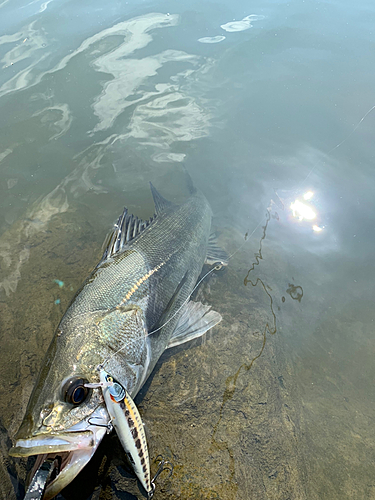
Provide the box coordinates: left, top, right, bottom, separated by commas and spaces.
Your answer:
85, 369, 174, 498
97, 367, 153, 497
24, 457, 60, 500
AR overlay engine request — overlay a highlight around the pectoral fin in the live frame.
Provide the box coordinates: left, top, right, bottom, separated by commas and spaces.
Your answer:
205, 234, 228, 266
167, 300, 222, 349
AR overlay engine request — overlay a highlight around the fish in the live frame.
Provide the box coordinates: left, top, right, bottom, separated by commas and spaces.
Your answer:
9, 182, 228, 498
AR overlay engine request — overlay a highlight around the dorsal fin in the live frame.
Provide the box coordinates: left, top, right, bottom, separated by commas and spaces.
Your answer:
100, 183, 173, 263
181, 166, 197, 195
149, 182, 173, 214
100, 207, 155, 262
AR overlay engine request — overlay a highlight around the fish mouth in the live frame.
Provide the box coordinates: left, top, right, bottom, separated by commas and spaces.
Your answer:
9, 409, 109, 499
31, 447, 103, 500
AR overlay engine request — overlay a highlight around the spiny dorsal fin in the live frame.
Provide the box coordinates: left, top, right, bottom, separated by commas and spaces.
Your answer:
149, 182, 173, 214
101, 207, 155, 261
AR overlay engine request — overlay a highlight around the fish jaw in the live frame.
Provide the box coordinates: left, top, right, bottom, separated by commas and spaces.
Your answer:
9, 407, 108, 498
44, 443, 105, 500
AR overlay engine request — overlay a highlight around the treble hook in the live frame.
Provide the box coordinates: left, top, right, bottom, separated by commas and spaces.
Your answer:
87, 417, 113, 433
148, 455, 174, 499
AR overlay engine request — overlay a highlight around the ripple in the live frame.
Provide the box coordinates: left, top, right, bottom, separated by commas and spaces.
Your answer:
221, 14, 265, 33
198, 36, 226, 44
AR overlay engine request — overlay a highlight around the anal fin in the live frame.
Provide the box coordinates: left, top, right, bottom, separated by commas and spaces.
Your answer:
167, 300, 222, 349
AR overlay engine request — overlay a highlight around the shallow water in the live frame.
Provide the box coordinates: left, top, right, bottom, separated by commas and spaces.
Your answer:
1, 0, 375, 499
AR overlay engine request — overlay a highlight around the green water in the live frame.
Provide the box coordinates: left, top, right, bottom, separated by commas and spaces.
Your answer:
1, 1, 375, 498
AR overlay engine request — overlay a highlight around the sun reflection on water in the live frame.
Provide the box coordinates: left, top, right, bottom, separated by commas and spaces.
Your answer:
288, 191, 324, 232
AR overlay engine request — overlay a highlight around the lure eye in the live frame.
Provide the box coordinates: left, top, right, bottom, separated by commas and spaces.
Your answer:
62, 377, 89, 405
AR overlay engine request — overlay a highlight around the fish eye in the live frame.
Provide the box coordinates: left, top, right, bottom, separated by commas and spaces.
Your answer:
62, 377, 89, 405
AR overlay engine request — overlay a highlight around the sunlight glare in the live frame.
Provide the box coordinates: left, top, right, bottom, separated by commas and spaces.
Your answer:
290, 199, 316, 221
303, 191, 314, 200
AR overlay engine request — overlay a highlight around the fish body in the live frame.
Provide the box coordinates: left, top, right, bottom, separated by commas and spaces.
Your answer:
9, 184, 227, 498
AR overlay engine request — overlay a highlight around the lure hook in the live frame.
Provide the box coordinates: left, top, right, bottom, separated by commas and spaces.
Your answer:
87, 417, 113, 433
148, 455, 174, 498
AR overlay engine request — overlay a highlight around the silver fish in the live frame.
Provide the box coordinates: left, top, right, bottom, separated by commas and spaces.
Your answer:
9, 183, 227, 498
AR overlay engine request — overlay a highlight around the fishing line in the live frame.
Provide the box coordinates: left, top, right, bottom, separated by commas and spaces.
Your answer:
226, 217, 265, 261
294, 102, 375, 189
209, 103, 375, 437
101, 102, 375, 370
147, 263, 220, 336
101, 199, 277, 369
100, 263, 220, 368
226, 103, 375, 263
225, 101, 375, 264
244, 102, 375, 257
102, 213, 273, 369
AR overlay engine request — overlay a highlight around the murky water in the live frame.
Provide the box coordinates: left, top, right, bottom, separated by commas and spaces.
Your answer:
1, 0, 375, 498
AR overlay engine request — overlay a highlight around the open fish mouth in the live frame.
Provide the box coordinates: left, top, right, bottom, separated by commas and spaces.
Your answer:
10, 431, 107, 499
30, 447, 104, 500
9, 410, 109, 499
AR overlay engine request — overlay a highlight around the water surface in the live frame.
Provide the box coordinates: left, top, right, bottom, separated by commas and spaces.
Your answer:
1, 0, 375, 498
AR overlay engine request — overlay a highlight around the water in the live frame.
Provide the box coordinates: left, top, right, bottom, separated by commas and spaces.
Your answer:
1, 0, 375, 498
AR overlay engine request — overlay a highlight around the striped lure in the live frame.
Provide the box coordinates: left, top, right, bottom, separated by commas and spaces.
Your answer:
98, 368, 152, 497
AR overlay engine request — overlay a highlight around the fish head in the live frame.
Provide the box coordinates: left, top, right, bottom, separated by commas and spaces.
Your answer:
9, 325, 110, 499
9, 306, 150, 497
